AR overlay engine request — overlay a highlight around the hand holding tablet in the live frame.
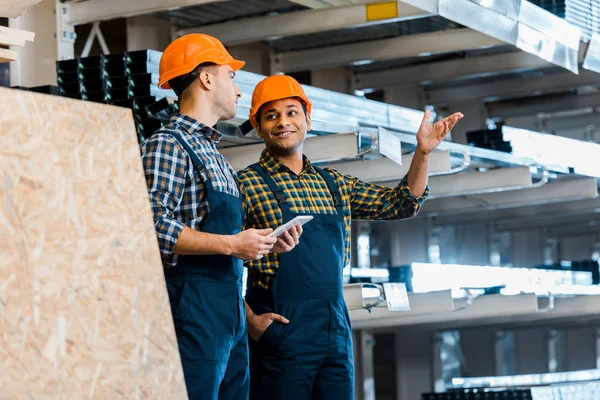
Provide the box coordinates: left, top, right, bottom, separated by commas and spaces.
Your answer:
268, 216, 313, 237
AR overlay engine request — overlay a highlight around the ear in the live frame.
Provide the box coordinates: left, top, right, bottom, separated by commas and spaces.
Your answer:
306, 114, 311, 132
197, 69, 214, 91
256, 127, 264, 139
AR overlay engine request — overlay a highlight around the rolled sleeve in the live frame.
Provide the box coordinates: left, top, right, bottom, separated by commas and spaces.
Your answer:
398, 173, 429, 213
141, 135, 187, 257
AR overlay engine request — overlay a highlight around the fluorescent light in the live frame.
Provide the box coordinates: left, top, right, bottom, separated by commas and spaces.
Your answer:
503, 126, 600, 178
350, 268, 389, 278
411, 262, 593, 295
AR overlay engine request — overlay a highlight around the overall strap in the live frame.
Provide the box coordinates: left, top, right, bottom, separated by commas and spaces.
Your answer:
313, 166, 343, 215
249, 163, 292, 216
169, 128, 214, 191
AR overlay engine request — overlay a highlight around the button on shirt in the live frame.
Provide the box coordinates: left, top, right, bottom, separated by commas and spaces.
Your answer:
238, 150, 429, 289
141, 113, 239, 268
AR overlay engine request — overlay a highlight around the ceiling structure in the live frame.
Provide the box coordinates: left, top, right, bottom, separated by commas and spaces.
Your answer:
62, 0, 600, 233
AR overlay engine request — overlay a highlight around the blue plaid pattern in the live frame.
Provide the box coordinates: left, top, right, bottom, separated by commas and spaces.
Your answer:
239, 150, 430, 289
141, 113, 239, 267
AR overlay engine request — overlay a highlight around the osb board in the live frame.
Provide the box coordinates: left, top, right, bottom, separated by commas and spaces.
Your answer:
0, 0, 43, 18
0, 88, 188, 400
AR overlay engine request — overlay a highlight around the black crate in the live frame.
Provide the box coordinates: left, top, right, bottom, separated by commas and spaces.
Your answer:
29, 85, 60, 96
78, 67, 104, 81
128, 72, 159, 88
145, 97, 174, 120
104, 75, 128, 89
109, 98, 134, 109
81, 90, 105, 103
79, 78, 106, 93
57, 71, 78, 84
128, 85, 174, 99
125, 49, 162, 65
125, 61, 159, 75
104, 87, 129, 102
57, 81, 80, 96
137, 118, 164, 141
78, 55, 102, 69
104, 63, 127, 78
101, 53, 125, 66
56, 59, 78, 74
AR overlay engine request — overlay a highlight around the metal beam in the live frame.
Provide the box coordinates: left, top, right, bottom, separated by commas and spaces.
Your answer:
487, 92, 600, 120
427, 166, 533, 198
547, 224, 600, 238
427, 70, 600, 106
427, 198, 600, 226
177, 2, 430, 45
286, 0, 349, 8
381, 166, 533, 196
376, 127, 571, 174
272, 28, 505, 73
220, 132, 362, 171
421, 178, 599, 215
543, 113, 600, 132
496, 213, 600, 232
324, 150, 451, 182
65, 0, 226, 26
356, 51, 551, 90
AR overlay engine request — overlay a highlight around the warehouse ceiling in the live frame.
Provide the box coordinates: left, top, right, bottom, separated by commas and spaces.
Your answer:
152, 0, 306, 28
61, 0, 599, 233
64, 0, 600, 140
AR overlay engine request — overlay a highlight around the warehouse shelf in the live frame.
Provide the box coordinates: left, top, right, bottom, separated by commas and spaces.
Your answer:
347, 289, 600, 332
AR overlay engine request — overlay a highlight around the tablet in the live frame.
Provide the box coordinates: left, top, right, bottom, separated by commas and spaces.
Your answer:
268, 216, 313, 237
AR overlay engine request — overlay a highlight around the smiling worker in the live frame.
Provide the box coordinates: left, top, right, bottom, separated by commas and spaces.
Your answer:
238, 74, 463, 400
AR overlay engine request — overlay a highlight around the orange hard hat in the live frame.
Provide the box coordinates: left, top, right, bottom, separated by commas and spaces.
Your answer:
249, 75, 312, 131
158, 33, 245, 90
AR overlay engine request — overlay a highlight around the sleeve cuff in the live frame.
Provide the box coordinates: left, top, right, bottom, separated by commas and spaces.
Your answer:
399, 174, 430, 205
155, 218, 185, 256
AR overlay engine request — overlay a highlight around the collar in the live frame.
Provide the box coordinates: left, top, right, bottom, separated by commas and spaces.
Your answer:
259, 149, 317, 175
171, 113, 223, 142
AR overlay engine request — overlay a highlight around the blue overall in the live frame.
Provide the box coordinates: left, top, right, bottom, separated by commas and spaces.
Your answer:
165, 130, 249, 400
246, 163, 354, 400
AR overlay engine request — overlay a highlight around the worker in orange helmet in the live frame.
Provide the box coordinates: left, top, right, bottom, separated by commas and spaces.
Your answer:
140, 35, 300, 400
238, 74, 463, 400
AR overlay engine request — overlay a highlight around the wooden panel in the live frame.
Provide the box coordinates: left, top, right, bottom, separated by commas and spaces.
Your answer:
0, 47, 17, 63
0, 26, 35, 47
0, 88, 187, 399
0, 0, 44, 18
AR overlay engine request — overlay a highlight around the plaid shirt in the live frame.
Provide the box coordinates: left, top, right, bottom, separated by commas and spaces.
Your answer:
141, 113, 239, 268
238, 150, 429, 289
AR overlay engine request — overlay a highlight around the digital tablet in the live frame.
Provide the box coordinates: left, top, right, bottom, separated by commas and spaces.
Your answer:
268, 216, 313, 237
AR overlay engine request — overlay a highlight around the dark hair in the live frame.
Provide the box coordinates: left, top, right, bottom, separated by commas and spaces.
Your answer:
169, 62, 218, 97
255, 97, 308, 130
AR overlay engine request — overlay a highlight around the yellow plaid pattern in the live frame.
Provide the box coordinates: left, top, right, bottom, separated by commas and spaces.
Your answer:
238, 150, 429, 289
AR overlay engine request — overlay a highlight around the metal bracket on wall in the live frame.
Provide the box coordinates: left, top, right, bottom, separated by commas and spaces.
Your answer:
345, 283, 385, 313
55, 0, 75, 60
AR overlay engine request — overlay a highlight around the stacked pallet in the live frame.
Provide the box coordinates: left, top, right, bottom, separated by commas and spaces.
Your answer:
125, 49, 178, 139
55, 50, 178, 142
